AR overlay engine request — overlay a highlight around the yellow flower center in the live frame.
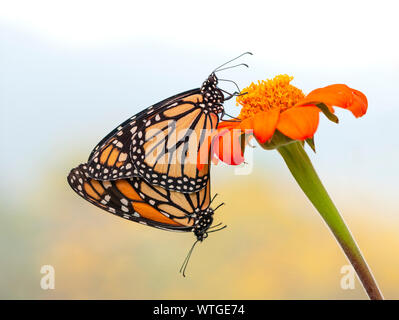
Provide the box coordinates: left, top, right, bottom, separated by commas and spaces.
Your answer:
236, 74, 305, 120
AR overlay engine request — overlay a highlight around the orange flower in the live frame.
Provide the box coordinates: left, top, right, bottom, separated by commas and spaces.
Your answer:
213, 75, 368, 165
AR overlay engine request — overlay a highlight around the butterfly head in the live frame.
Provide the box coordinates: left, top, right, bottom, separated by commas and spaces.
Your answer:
200, 73, 224, 113
193, 207, 214, 241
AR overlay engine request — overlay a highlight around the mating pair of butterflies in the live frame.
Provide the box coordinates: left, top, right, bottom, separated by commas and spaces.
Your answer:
68, 53, 251, 274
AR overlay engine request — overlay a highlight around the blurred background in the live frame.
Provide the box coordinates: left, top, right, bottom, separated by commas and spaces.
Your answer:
1, 0, 398, 299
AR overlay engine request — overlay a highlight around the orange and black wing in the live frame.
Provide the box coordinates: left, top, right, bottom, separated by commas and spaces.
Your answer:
86, 88, 201, 180
127, 175, 211, 223
131, 93, 219, 193
68, 164, 195, 232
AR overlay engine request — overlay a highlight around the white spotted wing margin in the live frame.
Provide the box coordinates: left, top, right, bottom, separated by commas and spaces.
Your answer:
85, 88, 201, 181
67, 164, 195, 232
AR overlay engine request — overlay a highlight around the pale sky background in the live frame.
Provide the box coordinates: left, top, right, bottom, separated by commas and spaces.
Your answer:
1, 0, 398, 67
1, 0, 399, 299
1, 0, 398, 201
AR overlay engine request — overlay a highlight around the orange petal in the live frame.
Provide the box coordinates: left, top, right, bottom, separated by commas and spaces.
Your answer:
239, 117, 254, 131
277, 106, 320, 140
217, 121, 240, 130
350, 88, 368, 118
253, 108, 280, 144
298, 84, 368, 118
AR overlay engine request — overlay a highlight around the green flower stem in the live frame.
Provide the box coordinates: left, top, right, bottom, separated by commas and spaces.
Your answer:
277, 142, 383, 300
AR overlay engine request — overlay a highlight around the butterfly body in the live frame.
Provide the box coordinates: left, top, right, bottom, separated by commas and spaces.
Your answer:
68, 53, 253, 275
85, 73, 224, 193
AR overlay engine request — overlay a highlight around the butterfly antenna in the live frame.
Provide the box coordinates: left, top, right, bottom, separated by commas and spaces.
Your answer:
213, 52, 253, 73
214, 202, 225, 211
210, 193, 218, 204
215, 63, 249, 73
180, 240, 199, 277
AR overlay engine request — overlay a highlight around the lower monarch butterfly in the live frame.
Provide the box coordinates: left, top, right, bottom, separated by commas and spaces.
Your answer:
67, 164, 225, 275
85, 52, 252, 193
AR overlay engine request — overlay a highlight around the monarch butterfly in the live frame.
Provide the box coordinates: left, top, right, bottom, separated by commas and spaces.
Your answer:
85, 53, 252, 193
68, 164, 225, 275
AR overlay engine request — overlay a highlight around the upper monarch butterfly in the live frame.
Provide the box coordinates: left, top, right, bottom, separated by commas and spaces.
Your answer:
85, 53, 252, 193
67, 164, 225, 275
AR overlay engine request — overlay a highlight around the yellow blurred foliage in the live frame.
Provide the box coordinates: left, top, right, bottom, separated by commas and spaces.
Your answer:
1, 159, 398, 300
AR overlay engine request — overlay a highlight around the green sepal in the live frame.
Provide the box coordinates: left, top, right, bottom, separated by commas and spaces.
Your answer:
305, 137, 316, 153
315, 102, 339, 123
259, 130, 295, 150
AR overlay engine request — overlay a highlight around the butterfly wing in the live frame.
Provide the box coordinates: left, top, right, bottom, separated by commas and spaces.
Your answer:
86, 88, 201, 180
131, 93, 219, 193
68, 164, 194, 232
127, 176, 211, 222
